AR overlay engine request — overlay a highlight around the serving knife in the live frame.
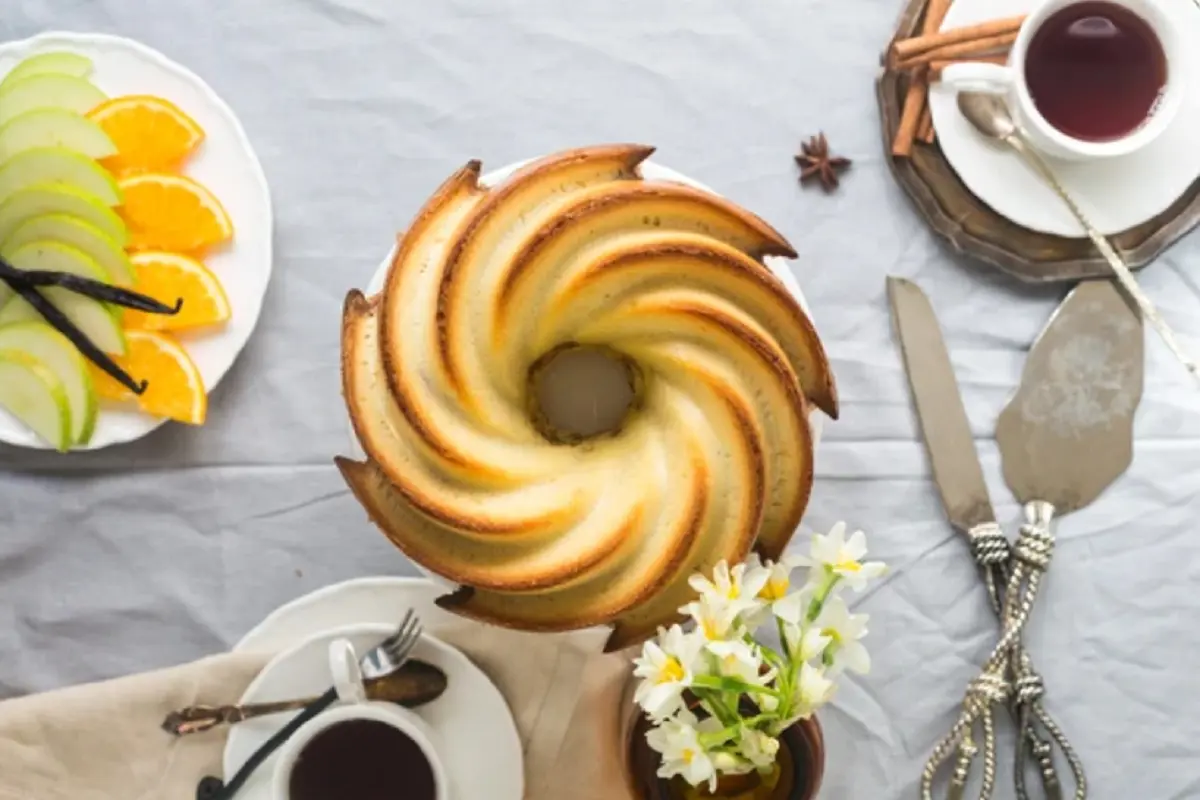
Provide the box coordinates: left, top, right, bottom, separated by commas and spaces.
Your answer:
888, 277, 1095, 800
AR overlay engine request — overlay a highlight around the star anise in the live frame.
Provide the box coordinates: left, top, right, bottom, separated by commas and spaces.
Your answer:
795, 133, 851, 192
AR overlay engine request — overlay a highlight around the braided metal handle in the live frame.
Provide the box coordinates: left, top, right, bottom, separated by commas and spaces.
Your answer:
922, 505, 1085, 800
1008, 502, 1086, 800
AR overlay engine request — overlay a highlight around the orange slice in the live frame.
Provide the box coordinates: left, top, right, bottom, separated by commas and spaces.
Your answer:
88, 95, 205, 175
118, 173, 233, 253
89, 330, 207, 425
124, 251, 231, 332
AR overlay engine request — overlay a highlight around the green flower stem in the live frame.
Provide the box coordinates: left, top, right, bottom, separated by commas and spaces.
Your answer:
776, 616, 792, 661
806, 571, 841, 623
702, 692, 740, 728
738, 713, 776, 729
759, 644, 786, 672
697, 714, 776, 753
822, 646, 838, 668
692, 675, 784, 700
699, 726, 741, 749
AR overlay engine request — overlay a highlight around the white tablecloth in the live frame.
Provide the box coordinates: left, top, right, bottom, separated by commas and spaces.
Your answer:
2, 2, 1199, 798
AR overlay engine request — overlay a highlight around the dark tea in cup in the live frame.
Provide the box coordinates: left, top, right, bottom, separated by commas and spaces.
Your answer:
288, 718, 437, 800
1024, 0, 1168, 142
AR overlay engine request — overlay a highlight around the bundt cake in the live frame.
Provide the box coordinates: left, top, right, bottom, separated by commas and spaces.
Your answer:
337, 144, 836, 652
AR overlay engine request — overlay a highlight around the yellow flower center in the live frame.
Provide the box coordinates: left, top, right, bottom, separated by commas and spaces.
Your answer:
658, 657, 686, 684
835, 558, 861, 573
760, 575, 789, 601
823, 627, 843, 645
682, 748, 696, 764
701, 618, 721, 640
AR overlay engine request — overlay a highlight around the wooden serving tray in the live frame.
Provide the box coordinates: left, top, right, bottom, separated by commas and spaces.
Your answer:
877, 0, 1200, 284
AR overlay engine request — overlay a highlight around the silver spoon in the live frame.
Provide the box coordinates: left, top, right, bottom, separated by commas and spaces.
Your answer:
958, 91, 1200, 380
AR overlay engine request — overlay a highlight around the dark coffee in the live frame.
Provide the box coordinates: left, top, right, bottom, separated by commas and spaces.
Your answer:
289, 719, 437, 800
1024, 0, 1167, 141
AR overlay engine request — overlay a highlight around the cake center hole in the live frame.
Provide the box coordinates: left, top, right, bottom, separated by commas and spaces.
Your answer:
528, 344, 641, 444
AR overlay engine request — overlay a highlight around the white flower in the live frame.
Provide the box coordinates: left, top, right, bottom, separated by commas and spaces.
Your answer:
739, 727, 781, 770
783, 622, 833, 664
816, 596, 871, 675
633, 624, 705, 720
689, 559, 768, 618
742, 553, 802, 626
793, 522, 886, 591
747, 554, 797, 603
707, 639, 770, 685
680, 593, 743, 643
790, 662, 837, 719
646, 711, 719, 791
771, 582, 815, 627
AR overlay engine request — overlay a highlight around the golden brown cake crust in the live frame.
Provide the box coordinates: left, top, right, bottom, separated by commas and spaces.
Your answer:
339, 144, 835, 649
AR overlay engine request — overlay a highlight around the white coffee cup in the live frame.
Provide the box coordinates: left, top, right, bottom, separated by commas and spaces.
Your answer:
270, 638, 449, 800
940, 0, 1185, 161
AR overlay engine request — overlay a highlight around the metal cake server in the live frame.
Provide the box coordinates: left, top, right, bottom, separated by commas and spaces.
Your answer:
889, 277, 1139, 800
996, 278, 1144, 537
992, 278, 1143, 799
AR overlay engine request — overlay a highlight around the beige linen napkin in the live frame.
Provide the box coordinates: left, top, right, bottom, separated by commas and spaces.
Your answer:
0, 629, 639, 800
0, 652, 269, 800
426, 622, 639, 800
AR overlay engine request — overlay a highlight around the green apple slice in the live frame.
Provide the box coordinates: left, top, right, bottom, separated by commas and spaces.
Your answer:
0, 321, 95, 444
0, 347, 72, 451
0, 147, 122, 207
1, 53, 93, 90
0, 183, 127, 246
3, 239, 113, 282
3, 215, 133, 285
0, 239, 113, 315
0, 74, 105, 124
0, 288, 126, 355
0, 108, 117, 161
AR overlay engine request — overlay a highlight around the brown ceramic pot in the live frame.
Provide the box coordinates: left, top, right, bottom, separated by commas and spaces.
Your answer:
624, 711, 825, 800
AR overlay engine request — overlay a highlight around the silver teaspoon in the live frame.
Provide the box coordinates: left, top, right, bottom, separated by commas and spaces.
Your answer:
958, 91, 1200, 381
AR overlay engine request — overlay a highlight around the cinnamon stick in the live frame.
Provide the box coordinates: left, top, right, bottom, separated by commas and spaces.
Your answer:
896, 31, 1018, 69
928, 52, 1009, 80
892, 68, 929, 158
892, 0, 952, 158
917, 108, 935, 144
923, 0, 952, 35
891, 14, 1026, 62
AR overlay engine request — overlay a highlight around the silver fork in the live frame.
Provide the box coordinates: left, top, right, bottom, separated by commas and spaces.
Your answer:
197, 611, 424, 800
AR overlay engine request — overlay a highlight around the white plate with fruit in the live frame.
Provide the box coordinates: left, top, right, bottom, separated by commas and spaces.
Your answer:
0, 31, 272, 451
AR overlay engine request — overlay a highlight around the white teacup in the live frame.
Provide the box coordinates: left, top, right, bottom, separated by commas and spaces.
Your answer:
940, 0, 1185, 161
270, 638, 449, 800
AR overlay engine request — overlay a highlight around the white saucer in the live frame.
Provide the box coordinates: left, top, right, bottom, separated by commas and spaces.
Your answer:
236, 577, 466, 654
930, 0, 1200, 237
0, 31, 273, 450
228, 619, 523, 800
